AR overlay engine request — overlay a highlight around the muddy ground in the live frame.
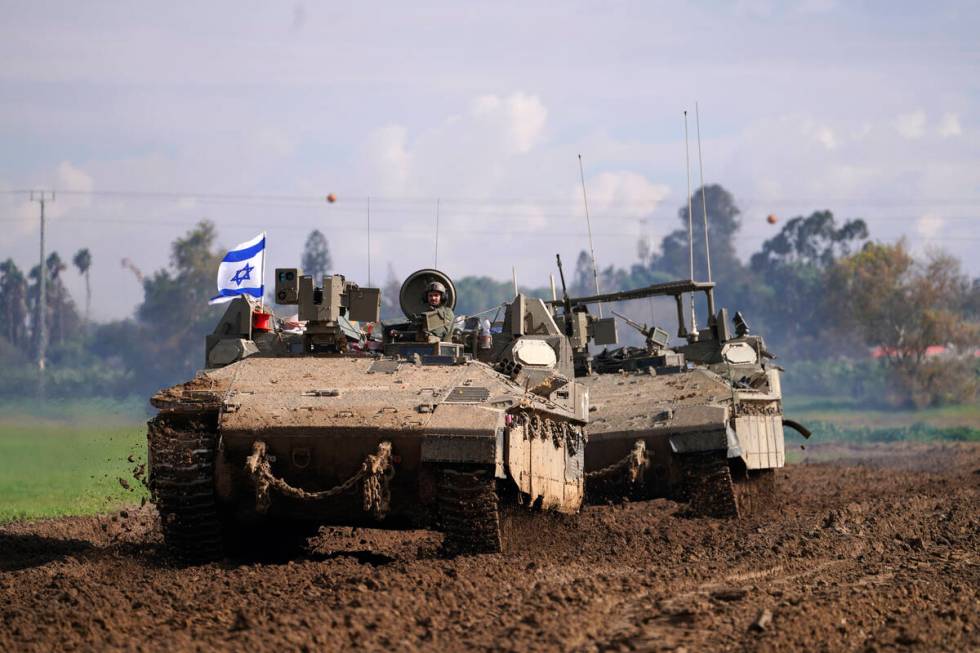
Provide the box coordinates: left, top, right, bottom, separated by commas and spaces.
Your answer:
1, 442, 977, 652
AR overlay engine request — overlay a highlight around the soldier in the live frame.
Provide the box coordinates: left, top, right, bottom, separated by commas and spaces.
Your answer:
422, 281, 455, 342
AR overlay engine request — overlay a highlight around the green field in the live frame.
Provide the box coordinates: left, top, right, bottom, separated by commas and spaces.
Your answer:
0, 399, 149, 524
783, 395, 980, 443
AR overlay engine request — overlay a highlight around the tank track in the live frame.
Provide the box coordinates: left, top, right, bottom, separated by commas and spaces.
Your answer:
437, 468, 502, 555
679, 452, 740, 518
148, 414, 224, 563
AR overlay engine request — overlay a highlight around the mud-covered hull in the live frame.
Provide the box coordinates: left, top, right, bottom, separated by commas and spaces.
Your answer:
583, 367, 785, 512
149, 355, 587, 560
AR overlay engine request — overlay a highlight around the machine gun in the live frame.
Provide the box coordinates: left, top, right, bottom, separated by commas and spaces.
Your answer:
611, 311, 670, 353
553, 254, 619, 374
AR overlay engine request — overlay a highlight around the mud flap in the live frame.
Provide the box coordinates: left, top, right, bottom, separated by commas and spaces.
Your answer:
505, 417, 584, 513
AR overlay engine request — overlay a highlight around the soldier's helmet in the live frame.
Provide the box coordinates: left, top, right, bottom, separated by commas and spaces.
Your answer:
427, 281, 447, 297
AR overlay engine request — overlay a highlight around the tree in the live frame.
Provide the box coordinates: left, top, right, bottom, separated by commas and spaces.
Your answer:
965, 277, 980, 321
27, 252, 79, 350
136, 221, 223, 387
645, 185, 753, 322
0, 259, 29, 348
750, 211, 868, 271
748, 211, 869, 358
828, 241, 979, 407
73, 248, 93, 324
652, 184, 743, 282
302, 230, 332, 280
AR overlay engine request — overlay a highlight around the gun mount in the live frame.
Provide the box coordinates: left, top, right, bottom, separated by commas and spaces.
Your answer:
548, 278, 717, 342
273, 267, 381, 353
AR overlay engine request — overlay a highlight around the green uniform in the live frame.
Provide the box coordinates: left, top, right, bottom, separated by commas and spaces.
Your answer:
423, 305, 455, 341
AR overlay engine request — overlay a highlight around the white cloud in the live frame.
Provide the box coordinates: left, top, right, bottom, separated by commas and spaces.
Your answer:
894, 110, 927, 140
938, 113, 962, 138
915, 213, 944, 238
815, 126, 838, 150
469, 93, 548, 154
50, 161, 94, 217
0, 161, 95, 245
55, 161, 94, 193
357, 93, 548, 198
579, 171, 670, 218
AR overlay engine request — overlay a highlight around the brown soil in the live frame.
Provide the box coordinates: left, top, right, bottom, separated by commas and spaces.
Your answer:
1, 442, 978, 652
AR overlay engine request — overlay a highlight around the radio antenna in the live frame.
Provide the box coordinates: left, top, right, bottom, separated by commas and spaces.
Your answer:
434, 198, 441, 268
695, 102, 712, 283
684, 111, 697, 335
577, 154, 603, 317
367, 196, 373, 286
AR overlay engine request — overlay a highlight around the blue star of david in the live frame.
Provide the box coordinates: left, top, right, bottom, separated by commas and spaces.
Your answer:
230, 262, 254, 286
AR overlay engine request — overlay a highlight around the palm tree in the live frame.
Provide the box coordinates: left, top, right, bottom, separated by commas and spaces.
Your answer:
44, 252, 68, 343
73, 248, 92, 324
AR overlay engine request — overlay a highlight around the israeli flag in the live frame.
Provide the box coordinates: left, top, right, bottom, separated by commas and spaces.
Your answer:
209, 232, 266, 305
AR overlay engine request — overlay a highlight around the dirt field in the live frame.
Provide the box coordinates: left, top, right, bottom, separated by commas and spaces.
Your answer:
1, 442, 977, 652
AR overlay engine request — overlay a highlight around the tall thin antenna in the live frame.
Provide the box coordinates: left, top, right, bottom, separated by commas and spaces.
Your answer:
695, 102, 712, 283
684, 111, 697, 334
367, 196, 372, 286
577, 154, 603, 317
434, 198, 441, 268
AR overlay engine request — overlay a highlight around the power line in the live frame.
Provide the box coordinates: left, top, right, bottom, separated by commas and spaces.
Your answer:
1, 206, 975, 226
3, 187, 980, 207
1, 214, 977, 243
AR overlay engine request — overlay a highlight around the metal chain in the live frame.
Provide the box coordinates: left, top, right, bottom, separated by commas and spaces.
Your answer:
585, 439, 648, 484
245, 440, 394, 518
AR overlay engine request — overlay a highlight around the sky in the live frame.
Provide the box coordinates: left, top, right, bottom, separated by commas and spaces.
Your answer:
1, 0, 978, 320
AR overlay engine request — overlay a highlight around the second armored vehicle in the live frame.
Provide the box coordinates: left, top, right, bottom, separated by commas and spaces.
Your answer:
549, 259, 809, 517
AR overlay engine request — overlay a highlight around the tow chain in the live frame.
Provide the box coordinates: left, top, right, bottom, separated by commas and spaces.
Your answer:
245, 440, 395, 520
585, 439, 649, 485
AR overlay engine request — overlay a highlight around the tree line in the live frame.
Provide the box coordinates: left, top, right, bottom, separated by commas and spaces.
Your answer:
0, 249, 92, 362
0, 185, 976, 407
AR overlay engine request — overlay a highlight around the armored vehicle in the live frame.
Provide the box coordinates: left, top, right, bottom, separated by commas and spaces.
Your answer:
549, 258, 810, 517
148, 268, 589, 561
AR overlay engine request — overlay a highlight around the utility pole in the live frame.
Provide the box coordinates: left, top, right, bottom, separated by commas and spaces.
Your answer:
30, 190, 55, 396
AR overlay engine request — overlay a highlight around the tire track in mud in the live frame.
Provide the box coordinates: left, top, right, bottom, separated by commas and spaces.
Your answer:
1, 442, 978, 652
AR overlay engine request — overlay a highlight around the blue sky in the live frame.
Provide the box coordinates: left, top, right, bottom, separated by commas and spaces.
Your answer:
1, 1, 978, 319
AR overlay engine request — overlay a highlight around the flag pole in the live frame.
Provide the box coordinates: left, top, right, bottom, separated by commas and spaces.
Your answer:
260, 231, 267, 313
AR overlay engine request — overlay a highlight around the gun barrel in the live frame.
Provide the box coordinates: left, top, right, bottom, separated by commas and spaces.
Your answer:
611, 311, 646, 334
555, 254, 569, 298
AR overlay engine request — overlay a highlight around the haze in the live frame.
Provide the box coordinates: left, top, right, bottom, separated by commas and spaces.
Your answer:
1, 1, 977, 320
